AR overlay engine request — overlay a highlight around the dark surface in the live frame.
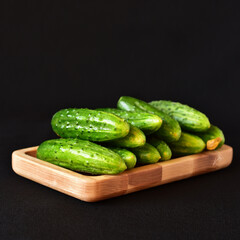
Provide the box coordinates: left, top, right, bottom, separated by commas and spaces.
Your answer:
1, 1, 240, 239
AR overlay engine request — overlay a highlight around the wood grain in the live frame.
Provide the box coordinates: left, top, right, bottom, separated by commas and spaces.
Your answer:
12, 145, 233, 202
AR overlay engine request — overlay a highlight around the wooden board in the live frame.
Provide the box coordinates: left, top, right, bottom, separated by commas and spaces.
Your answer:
12, 145, 233, 202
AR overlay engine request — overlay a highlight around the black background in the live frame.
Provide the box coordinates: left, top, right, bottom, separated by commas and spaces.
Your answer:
1, 1, 240, 239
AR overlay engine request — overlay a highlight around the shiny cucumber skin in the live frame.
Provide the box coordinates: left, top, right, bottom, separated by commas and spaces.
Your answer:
37, 138, 127, 175
107, 125, 146, 148
108, 147, 137, 169
117, 96, 181, 143
149, 100, 210, 132
131, 143, 161, 165
96, 108, 162, 135
51, 108, 130, 142
147, 137, 172, 161
169, 132, 206, 157
196, 125, 225, 150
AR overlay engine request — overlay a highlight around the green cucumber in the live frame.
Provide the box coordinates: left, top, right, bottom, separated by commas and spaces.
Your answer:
169, 132, 206, 157
108, 125, 146, 148
147, 137, 172, 161
108, 147, 137, 169
97, 108, 162, 135
117, 96, 181, 143
37, 138, 127, 175
196, 125, 225, 150
51, 108, 130, 142
131, 143, 161, 165
149, 100, 210, 132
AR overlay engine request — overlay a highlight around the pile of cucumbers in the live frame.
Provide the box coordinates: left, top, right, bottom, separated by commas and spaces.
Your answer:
37, 96, 225, 175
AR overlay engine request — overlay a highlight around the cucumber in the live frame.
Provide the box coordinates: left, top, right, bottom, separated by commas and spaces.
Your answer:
117, 96, 181, 143
96, 108, 162, 135
149, 100, 210, 132
108, 125, 146, 148
51, 108, 130, 142
147, 137, 172, 161
131, 143, 161, 165
37, 138, 127, 175
108, 147, 137, 169
196, 125, 225, 150
169, 132, 206, 157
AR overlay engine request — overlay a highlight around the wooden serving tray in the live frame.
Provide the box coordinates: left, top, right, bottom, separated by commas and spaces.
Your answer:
12, 145, 233, 202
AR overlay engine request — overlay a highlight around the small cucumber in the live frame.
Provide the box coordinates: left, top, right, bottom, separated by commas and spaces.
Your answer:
108, 147, 137, 169
51, 108, 130, 142
117, 96, 181, 143
149, 100, 210, 132
108, 125, 146, 148
169, 132, 206, 157
97, 108, 162, 135
196, 125, 225, 150
131, 143, 161, 165
148, 137, 172, 161
37, 138, 127, 175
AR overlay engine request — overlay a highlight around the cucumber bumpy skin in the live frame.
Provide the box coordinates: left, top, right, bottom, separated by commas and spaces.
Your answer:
147, 137, 172, 161
97, 108, 162, 135
117, 96, 181, 143
51, 108, 130, 142
196, 125, 225, 150
131, 143, 161, 165
149, 100, 210, 132
37, 138, 127, 175
108, 147, 137, 169
169, 132, 206, 157
107, 125, 146, 148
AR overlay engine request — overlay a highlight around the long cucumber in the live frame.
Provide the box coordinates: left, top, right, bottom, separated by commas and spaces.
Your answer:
117, 96, 181, 142
107, 125, 146, 148
97, 108, 162, 135
51, 108, 130, 142
131, 143, 161, 165
169, 132, 206, 157
37, 138, 127, 175
149, 100, 210, 132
